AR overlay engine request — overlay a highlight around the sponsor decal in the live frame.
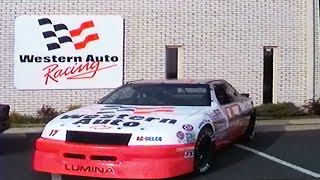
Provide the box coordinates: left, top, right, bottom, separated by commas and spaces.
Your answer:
96, 105, 174, 115
176, 131, 185, 139
186, 132, 196, 143
176, 146, 195, 152
184, 150, 194, 158
132, 107, 173, 114
182, 124, 193, 131
206, 109, 223, 120
14, 15, 123, 89
62, 113, 177, 127
136, 136, 162, 141
225, 104, 242, 119
49, 129, 59, 136
198, 119, 211, 128
89, 125, 112, 130
64, 164, 115, 174
213, 119, 227, 132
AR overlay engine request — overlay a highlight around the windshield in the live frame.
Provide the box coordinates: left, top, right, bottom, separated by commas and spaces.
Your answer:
98, 83, 211, 106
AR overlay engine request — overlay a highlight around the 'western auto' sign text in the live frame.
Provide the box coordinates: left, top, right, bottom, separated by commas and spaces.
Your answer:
14, 15, 124, 89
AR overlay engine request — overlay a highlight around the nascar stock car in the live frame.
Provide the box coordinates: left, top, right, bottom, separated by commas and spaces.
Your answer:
33, 79, 256, 179
0, 104, 10, 134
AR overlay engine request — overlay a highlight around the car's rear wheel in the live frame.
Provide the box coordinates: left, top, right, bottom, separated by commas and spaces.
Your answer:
241, 109, 256, 142
193, 127, 215, 175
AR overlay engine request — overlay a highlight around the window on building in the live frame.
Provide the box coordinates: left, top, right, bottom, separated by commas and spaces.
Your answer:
213, 83, 234, 105
165, 46, 179, 79
263, 47, 274, 103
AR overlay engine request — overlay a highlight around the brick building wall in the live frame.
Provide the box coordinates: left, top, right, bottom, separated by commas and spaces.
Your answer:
0, 0, 316, 115
315, 0, 320, 99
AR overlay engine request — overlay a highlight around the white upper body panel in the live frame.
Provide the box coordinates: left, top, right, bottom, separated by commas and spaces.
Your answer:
41, 103, 223, 145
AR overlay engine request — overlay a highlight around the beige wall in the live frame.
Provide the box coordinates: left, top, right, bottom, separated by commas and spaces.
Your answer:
0, 0, 315, 115
314, 0, 320, 99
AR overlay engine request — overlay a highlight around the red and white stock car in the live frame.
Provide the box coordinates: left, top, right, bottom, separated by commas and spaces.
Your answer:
33, 79, 256, 179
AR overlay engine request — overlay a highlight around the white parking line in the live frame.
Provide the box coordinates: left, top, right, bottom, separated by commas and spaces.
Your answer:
235, 144, 320, 178
51, 174, 62, 180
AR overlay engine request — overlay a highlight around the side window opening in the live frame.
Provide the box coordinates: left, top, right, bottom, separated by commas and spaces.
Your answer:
213, 84, 233, 105
224, 83, 240, 99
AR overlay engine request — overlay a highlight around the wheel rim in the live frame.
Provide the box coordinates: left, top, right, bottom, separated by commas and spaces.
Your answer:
248, 113, 256, 140
196, 136, 212, 170
249, 128, 255, 140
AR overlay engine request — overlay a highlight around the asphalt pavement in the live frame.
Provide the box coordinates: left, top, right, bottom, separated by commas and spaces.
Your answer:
1, 130, 320, 180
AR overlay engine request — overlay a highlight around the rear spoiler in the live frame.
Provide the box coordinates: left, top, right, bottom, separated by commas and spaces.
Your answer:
240, 93, 250, 98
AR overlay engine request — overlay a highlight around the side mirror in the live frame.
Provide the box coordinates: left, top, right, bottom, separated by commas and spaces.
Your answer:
240, 93, 250, 98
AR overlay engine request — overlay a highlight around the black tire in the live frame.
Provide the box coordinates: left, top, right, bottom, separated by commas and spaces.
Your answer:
241, 109, 257, 142
193, 127, 215, 175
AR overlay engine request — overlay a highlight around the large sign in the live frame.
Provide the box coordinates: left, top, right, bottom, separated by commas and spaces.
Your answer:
14, 15, 124, 89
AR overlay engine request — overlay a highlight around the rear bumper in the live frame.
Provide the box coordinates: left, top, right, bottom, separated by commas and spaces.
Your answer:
33, 138, 195, 179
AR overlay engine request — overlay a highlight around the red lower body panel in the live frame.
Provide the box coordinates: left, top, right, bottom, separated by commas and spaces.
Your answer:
33, 138, 195, 179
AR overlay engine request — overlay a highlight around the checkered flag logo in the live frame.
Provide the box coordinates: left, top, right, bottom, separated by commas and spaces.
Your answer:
97, 105, 174, 114
38, 18, 99, 51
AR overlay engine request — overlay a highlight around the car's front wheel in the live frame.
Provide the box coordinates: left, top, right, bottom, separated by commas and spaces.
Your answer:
193, 127, 215, 175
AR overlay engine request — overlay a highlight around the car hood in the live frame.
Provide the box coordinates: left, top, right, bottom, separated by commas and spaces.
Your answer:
41, 104, 210, 145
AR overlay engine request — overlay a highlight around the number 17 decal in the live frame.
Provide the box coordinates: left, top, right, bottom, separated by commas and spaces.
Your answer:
49, 129, 59, 137
225, 104, 241, 119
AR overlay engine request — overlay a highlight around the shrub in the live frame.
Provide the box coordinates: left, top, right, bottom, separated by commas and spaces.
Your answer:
303, 98, 320, 115
36, 105, 61, 122
9, 104, 83, 125
66, 104, 82, 111
9, 111, 44, 124
255, 102, 309, 119
9, 105, 61, 124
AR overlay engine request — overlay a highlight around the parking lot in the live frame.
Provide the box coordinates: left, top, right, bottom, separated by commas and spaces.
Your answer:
1, 130, 320, 180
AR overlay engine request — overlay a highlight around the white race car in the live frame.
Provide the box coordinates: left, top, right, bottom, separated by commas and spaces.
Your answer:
33, 79, 256, 179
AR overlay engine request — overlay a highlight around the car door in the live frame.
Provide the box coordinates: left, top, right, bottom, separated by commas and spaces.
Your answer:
212, 82, 242, 141
225, 82, 253, 138
203, 82, 229, 145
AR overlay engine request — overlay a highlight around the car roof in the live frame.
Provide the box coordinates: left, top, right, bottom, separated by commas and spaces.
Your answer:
126, 79, 226, 84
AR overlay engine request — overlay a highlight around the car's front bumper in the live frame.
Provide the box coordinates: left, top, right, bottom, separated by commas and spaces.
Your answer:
33, 138, 195, 179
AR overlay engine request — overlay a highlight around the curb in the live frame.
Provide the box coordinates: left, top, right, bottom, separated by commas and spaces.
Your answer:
3, 118, 320, 134
256, 118, 320, 132
257, 118, 320, 126
256, 124, 320, 132
3, 127, 44, 134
